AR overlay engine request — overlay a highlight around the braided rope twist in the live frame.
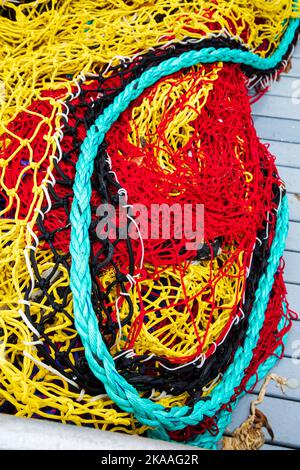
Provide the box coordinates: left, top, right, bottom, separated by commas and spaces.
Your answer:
69, 43, 291, 432
148, 311, 289, 447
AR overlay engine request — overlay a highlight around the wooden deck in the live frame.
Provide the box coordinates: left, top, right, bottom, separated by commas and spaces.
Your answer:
229, 42, 300, 451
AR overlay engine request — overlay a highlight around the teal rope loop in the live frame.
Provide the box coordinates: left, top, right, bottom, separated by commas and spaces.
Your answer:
69, 29, 294, 435
70, 190, 288, 430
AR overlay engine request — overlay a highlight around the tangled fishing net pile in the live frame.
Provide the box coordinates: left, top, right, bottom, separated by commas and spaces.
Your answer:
0, 0, 299, 449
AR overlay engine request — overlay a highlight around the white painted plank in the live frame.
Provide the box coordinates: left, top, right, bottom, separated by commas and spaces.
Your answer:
252, 96, 300, 120
0, 414, 194, 450
286, 221, 300, 251
228, 394, 300, 447
254, 116, 300, 143
282, 57, 300, 77
284, 321, 300, 358
267, 77, 299, 98
286, 283, 300, 314
284, 251, 300, 284
278, 166, 300, 193
253, 358, 300, 400
287, 193, 300, 221
261, 140, 300, 168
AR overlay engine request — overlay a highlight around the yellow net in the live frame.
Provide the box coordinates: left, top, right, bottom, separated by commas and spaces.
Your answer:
108, 252, 245, 359
128, 63, 222, 172
0, 0, 299, 127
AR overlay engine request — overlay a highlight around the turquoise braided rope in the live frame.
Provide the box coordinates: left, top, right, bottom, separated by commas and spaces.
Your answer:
69, 35, 292, 432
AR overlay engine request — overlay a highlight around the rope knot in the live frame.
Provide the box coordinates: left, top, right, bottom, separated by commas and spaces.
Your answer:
223, 373, 286, 451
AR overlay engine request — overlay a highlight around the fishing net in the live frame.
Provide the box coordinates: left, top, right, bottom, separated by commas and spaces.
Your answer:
1, 0, 300, 127
0, 0, 299, 450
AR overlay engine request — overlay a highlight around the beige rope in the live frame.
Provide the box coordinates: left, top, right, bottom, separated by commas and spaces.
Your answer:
223, 374, 287, 450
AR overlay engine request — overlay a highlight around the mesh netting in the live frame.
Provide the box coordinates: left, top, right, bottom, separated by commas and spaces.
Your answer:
168, 268, 293, 443
66, 48, 292, 441
0, 0, 299, 126
0, 57, 292, 435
